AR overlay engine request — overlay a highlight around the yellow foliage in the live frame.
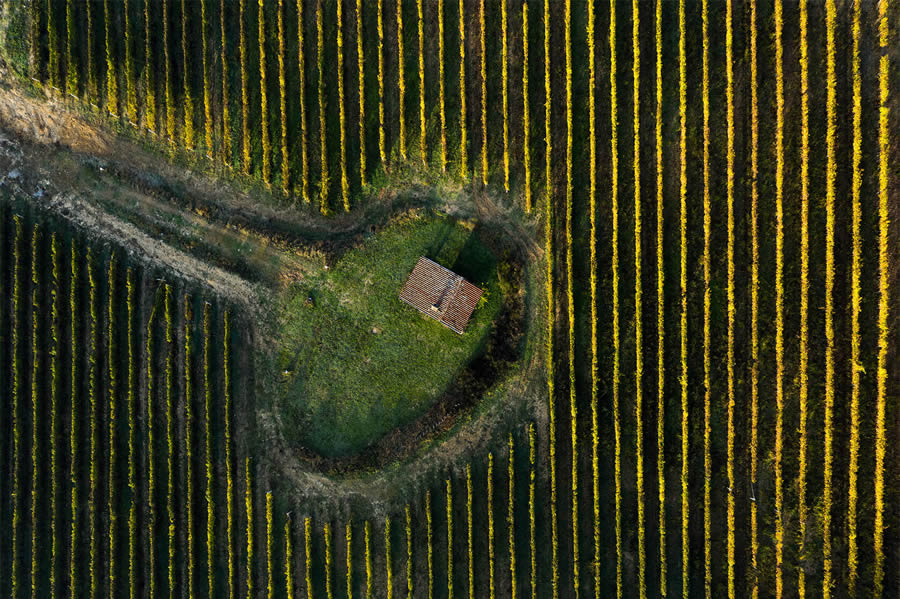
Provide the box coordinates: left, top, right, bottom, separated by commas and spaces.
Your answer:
221, 0, 231, 162
608, 0, 622, 594
202, 0, 213, 152
324, 522, 333, 599
337, 0, 349, 209
299, 0, 310, 199
458, 0, 467, 178
508, 434, 517, 598
248, 4, 270, 181
378, 0, 386, 165
773, 0, 785, 596
240, 0, 251, 171
279, 0, 290, 192
267, 493, 275, 599
748, 0, 759, 596
105, 0, 118, 115
417, 0, 426, 163
286, 516, 295, 599
317, 0, 328, 212
522, 1, 530, 212
632, 1, 645, 597
488, 453, 495, 598
874, 0, 891, 594
397, 0, 406, 159
823, 1, 837, 595
438, 0, 446, 171
480, 0, 487, 185
182, 0, 194, 147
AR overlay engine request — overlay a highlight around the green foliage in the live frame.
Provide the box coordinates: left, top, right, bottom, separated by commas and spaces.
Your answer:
274, 214, 501, 456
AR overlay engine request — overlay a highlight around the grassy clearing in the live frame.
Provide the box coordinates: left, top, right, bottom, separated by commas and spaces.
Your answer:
273, 212, 502, 456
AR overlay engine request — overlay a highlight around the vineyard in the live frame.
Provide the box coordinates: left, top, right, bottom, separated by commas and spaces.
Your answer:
0, 0, 898, 598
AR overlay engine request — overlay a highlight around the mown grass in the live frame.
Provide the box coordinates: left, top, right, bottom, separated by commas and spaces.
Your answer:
273, 211, 502, 457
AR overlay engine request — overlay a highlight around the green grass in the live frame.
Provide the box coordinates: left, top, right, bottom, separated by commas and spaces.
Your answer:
274, 211, 502, 457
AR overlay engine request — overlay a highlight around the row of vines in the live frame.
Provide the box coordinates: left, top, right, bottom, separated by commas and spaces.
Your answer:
27, 0, 540, 214
0, 206, 249, 599
5, 0, 897, 596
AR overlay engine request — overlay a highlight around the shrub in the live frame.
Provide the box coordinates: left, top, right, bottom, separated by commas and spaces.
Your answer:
105, 0, 118, 114
166, 285, 176, 596
725, 0, 736, 594
31, 226, 41, 598
258, 0, 271, 185
324, 521, 333, 599
564, 0, 579, 593
479, 0, 487, 185
147, 285, 162, 599
305, 518, 313, 599
488, 453, 495, 598
246, 457, 254, 598
522, 1, 530, 211
528, 424, 536, 599
356, 0, 366, 186
240, 0, 251, 172
822, 0, 837, 595
446, 479, 453, 599
267, 493, 274, 599
406, 505, 413, 597
317, 0, 328, 212
377, 0, 386, 165
278, 0, 289, 192
337, 0, 349, 209
365, 520, 373, 599
88, 247, 99, 599
204, 303, 215, 598
466, 465, 473, 599
847, 0, 862, 592
124, 0, 136, 122
68, 239, 80, 599
608, 0, 624, 591
508, 434, 517, 598
182, 0, 195, 147
457, 0, 467, 178
11, 216, 22, 599
127, 269, 137, 599
542, 0, 558, 594
654, 0, 667, 593
772, 0, 784, 594
501, 0, 508, 191
417, 0, 425, 163
873, 1, 890, 592
145, 0, 156, 131
66, 0, 77, 95
396, 0, 406, 159
678, 0, 691, 596
202, 0, 213, 152
385, 516, 393, 599
630, 1, 646, 596
165, 0, 176, 140
107, 255, 118, 597
285, 515, 295, 599
298, 0, 310, 200
587, 0, 600, 593
185, 297, 196, 597
221, 0, 232, 162
438, 0, 446, 171
50, 234, 61, 598
346, 522, 353, 599
225, 311, 236, 599
426, 491, 433, 599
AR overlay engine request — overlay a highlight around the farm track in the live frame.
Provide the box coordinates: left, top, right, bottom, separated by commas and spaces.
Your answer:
0, 0, 898, 598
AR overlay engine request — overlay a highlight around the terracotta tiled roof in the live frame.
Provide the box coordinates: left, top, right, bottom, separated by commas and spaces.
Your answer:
399, 256, 484, 334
